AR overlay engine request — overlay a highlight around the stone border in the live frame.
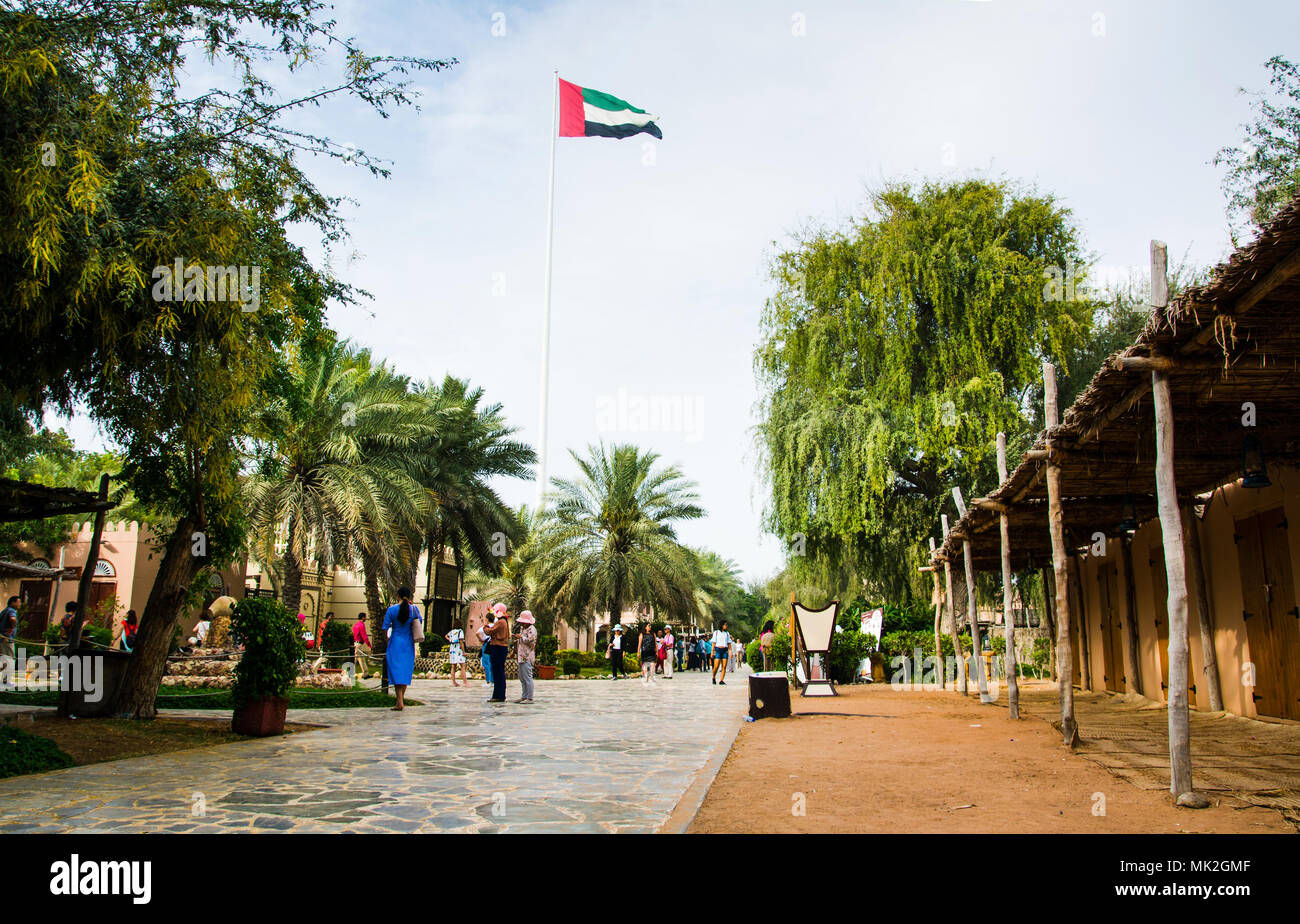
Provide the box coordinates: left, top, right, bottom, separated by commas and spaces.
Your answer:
657, 706, 745, 834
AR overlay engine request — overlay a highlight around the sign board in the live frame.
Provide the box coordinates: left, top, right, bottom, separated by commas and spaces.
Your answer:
860, 607, 884, 649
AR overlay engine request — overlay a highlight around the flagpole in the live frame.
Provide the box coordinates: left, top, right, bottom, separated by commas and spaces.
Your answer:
536, 69, 559, 511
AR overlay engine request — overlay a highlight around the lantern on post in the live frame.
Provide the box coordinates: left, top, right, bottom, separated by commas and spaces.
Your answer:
1241, 436, 1270, 488
791, 599, 839, 697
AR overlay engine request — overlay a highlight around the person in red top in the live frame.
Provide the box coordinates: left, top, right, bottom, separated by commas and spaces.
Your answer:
352, 613, 371, 673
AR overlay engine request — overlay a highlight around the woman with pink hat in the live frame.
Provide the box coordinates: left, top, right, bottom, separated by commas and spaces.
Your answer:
514, 610, 538, 704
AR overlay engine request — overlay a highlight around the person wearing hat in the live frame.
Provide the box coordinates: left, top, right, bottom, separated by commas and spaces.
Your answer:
514, 610, 537, 704
485, 602, 511, 703
607, 624, 625, 680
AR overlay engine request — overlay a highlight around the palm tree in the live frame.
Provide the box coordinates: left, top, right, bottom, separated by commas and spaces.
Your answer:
408, 377, 535, 635
532, 444, 704, 640
462, 504, 547, 628
689, 548, 744, 631
244, 340, 433, 616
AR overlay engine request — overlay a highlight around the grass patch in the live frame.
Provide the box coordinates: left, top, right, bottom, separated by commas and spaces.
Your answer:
0, 687, 419, 710
0, 725, 75, 779
1, 714, 318, 778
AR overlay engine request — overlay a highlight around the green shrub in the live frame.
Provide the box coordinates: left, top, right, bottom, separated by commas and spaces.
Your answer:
322, 620, 353, 666
561, 658, 582, 677
746, 638, 763, 671
829, 629, 874, 684
418, 636, 446, 657
230, 597, 304, 708
536, 634, 559, 667
557, 648, 605, 669
1, 726, 75, 779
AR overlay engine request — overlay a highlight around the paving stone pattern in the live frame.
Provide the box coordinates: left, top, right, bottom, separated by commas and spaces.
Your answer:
0, 669, 749, 834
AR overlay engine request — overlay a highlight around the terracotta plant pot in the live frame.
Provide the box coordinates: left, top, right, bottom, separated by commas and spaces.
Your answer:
536, 664, 556, 680
232, 696, 289, 736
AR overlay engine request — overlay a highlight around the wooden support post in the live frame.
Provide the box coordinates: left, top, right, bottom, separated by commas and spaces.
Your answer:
997, 433, 1020, 718
59, 473, 109, 718
941, 514, 967, 694
1043, 361, 1078, 745
953, 488, 992, 703
930, 537, 944, 690
1070, 552, 1093, 692
1040, 565, 1058, 681
787, 590, 796, 674
1119, 534, 1144, 696
1182, 502, 1224, 712
1149, 239, 1194, 800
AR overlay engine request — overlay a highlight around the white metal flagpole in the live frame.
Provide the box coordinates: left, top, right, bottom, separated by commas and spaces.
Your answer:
536, 69, 559, 511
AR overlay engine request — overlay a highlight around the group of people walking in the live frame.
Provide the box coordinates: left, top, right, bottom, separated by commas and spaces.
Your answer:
379, 592, 539, 708
604, 619, 740, 686
371, 587, 751, 708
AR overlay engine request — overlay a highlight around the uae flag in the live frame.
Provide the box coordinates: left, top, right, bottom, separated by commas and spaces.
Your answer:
558, 78, 662, 140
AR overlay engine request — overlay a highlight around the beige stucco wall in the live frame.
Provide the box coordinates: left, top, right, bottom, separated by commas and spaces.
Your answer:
1071, 463, 1298, 719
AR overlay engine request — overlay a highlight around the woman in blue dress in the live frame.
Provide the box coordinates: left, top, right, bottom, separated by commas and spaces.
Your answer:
382, 586, 420, 710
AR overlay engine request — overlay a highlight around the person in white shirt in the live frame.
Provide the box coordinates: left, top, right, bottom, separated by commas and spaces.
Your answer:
711, 620, 732, 685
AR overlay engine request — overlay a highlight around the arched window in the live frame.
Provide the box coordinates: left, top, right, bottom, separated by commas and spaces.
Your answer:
94, 559, 116, 577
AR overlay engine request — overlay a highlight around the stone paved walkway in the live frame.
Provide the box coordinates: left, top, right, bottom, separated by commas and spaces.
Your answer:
0, 668, 749, 834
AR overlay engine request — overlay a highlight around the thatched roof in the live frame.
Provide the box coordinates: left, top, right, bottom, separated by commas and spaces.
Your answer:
935, 196, 1300, 571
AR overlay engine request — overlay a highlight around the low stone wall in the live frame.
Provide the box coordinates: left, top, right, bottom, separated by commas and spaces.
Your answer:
160, 650, 349, 689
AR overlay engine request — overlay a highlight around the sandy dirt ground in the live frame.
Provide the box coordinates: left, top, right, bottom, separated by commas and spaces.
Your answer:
689, 682, 1293, 834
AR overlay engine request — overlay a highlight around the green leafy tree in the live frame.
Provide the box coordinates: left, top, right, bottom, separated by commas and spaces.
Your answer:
533, 444, 704, 637
0, 2, 453, 717
754, 178, 1095, 601
1214, 55, 1300, 242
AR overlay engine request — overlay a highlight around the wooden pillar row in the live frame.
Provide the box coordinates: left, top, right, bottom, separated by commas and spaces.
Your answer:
941, 514, 968, 694
997, 433, 1021, 718
953, 487, 991, 704
1042, 361, 1077, 746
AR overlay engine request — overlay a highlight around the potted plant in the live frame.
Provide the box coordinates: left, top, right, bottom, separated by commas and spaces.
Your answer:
535, 634, 558, 680
230, 597, 304, 736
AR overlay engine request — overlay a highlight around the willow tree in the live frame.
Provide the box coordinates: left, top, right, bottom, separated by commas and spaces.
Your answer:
755, 179, 1094, 599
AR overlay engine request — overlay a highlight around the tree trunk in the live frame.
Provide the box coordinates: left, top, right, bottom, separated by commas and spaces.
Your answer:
1043, 361, 1076, 745
1153, 368, 1193, 798
1040, 565, 1058, 681
362, 554, 387, 691
281, 514, 302, 615
115, 515, 203, 718
962, 544, 991, 703
998, 432, 1019, 718
942, 555, 966, 694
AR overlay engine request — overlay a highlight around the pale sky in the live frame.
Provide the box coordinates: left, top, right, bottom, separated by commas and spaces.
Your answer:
51, 0, 1298, 582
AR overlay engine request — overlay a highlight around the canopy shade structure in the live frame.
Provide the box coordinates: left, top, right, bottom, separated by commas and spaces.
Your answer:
0, 478, 117, 523
792, 599, 839, 697
933, 196, 1300, 573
